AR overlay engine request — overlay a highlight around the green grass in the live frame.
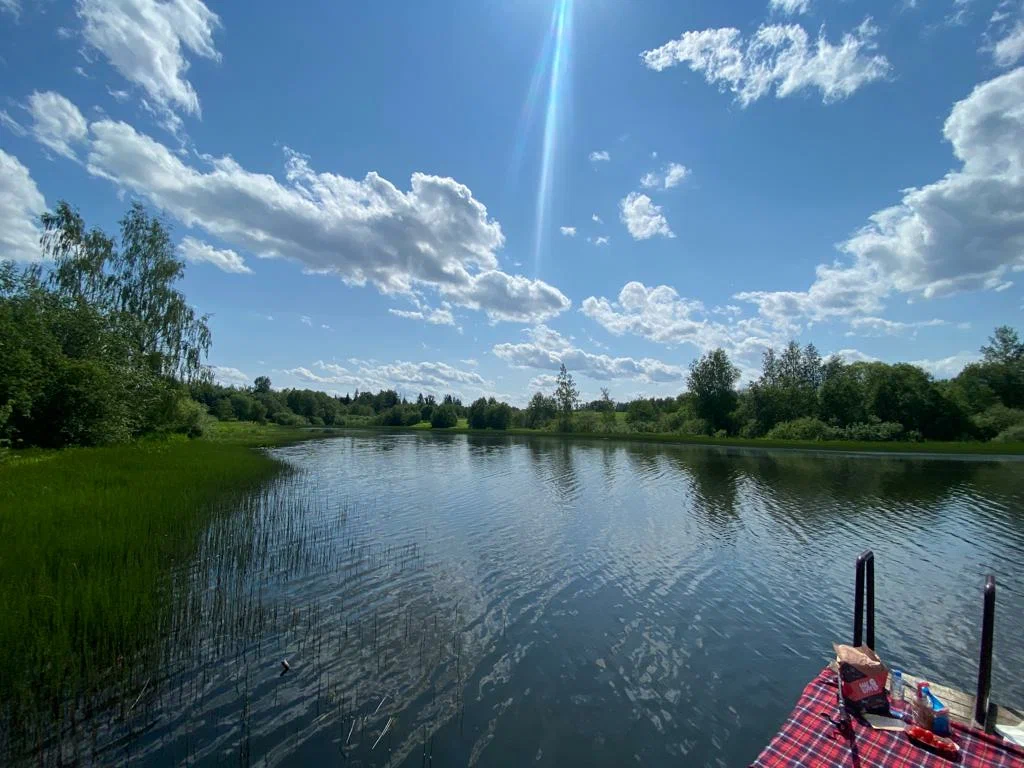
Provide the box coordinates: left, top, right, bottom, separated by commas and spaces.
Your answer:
0, 423, 334, 745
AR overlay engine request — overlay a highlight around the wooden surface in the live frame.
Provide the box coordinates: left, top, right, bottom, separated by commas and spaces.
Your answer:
828, 660, 1024, 731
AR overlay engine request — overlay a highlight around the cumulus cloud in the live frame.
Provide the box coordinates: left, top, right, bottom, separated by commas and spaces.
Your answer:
832, 348, 879, 364
640, 161, 690, 190
178, 235, 251, 273
911, 351, 978, 379
78, 0, 222, 117
845, 316, 948, 337
389, 306, 456, 326
581, 281, 777, 359
641, 18, 890, 106
28, 91, 88, 160
493, 325, 687, 383
620, 192, 674, 239
211, 365, 250, 387
560, 226, 576, 237
284, 359, 491, 396
0, 151, 46, 262
770, 0, 811, 14
589, 150, 610, 162
30, 102, 570, 323
591, 213, 603, 224
590, 236, 610, 246
750, 67, 1024, 318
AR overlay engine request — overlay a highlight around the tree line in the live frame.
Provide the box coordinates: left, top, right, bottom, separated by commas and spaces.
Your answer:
204, 327, 1024, 445
4, 201, 1021, 448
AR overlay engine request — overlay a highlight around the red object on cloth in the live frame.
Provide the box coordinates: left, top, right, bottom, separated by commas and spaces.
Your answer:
752, 668, 1024, 767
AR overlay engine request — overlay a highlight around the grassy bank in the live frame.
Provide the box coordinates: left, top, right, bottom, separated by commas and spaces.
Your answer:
0, 423, 334, 748
357, 423, 1024, 456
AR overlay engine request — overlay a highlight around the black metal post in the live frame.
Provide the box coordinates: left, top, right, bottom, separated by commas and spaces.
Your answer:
854, 557, 864, 647
854, 550, 874, 648
865, 555, 875, 650
975, 575, 996, 728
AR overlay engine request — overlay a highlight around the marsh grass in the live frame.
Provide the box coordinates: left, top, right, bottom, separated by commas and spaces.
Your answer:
0, 435, 288, 755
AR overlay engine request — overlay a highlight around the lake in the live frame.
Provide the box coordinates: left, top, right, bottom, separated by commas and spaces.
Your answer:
70, 433, 1024, 766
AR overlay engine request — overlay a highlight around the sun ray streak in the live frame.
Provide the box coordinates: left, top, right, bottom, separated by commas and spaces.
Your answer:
531, 0, 573, 277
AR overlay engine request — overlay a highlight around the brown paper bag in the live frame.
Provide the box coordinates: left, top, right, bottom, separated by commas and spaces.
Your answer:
834, 643, 889, 714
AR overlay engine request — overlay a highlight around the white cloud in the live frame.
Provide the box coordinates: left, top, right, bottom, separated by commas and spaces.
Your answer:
493, 325, 687, 383
589, 150, 610, 162
107, 87, 130, 102
388, 306, 456, 326
560, 226, 576, 237
591, 213, 603, 224
28, 91, 88, 160
528, 374, 559, 391
0, 110, 27, 137
993, 21, 1024, 66
78, 0, 221, 117
1, 0, 20, 19
641, 18, 890, 106
911, 351, 978, 379
620, 192, 674, 239
845, 316, 948, 337
178, 235, 251, 273
832, 348, 879, 364
460, 358, 479, 367
834, 68, 1024, 300
640, 161, 691, 190
770, 0, 811, 15
45, 107, 570, 324
284, 359, 491, 397
589, 236, 610, 246
581, 281, 778, 360
321, 323, 332, 331
300, 315, 312, 326
74, 65, 90, 79
211, 365, 250, 387
0, 151, 46, 262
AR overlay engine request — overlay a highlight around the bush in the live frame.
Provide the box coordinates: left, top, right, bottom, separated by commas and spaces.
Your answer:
273, 409, 306, 426
766, 417, 832, 441
971, 404, 1024, 440
468, 398, 489, 429
170, 396, 211, 438
572, 411, 598, 433
430, 404, 458, 428
841, 421, 905, 442
680, 418, 710, 436
994, 424, 1024, 443
487, 403, 512, 430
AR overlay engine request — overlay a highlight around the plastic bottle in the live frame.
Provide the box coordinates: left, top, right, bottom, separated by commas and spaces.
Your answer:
890, 670, 905, 718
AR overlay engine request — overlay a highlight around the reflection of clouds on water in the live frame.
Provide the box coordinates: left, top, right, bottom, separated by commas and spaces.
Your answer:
57, 434, 1024, 767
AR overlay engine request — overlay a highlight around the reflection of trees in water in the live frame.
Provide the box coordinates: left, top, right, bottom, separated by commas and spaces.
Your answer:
465, 434, 514, 459
523, 437, 581, 505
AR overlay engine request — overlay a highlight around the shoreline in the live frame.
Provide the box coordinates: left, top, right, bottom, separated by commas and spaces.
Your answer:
329, 424, 1024, 459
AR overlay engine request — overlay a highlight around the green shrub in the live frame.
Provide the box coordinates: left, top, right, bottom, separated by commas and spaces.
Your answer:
680, 418, 711, 436
994, 424, 1024, 443
170, 396, 211, 438
572, 411, 598, 433
971, 404, 1024, 440
841, 421, 905, 442
767, 417, 832, 441
430, 404, 458, 428
273, 409, 306, 427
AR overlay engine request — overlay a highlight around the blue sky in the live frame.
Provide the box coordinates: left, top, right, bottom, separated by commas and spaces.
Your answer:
2, 0, 1023, 404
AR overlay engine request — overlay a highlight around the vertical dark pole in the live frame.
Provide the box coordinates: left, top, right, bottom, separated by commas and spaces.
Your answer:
975, 575, 996, 728
865, 555, 875, 650
854, 557, 865, 647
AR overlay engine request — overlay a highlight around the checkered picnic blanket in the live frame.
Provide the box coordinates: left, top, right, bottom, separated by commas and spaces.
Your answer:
752, 668, 1024, 767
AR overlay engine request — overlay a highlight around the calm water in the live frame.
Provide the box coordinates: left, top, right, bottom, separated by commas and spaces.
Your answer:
72, 434, 1024, 766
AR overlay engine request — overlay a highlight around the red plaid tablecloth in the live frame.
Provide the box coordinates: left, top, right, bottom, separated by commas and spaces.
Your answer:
752, 668, 1024, 767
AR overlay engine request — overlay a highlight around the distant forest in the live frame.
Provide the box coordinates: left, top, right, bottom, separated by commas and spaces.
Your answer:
3, 201, 1023, 448
194, 326, 1024, 445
